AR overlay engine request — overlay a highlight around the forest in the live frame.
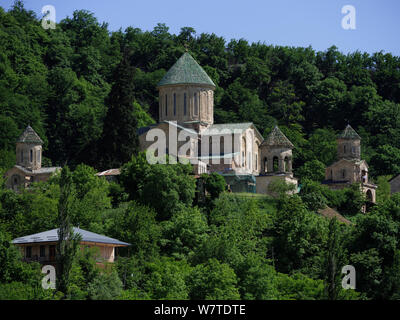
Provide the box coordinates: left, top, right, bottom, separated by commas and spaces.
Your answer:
1, 1, 400, 300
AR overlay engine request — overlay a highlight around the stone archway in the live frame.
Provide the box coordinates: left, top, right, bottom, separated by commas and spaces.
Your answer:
366, 189, 373, 202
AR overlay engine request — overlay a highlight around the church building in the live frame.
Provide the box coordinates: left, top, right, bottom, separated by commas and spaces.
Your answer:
138, 52, 298, 194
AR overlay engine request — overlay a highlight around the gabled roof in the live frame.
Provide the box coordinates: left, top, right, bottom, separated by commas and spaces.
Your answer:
338, 124, 361, 140
137, 121, 198, 136
12, 227, 130, 246
326, 158, 368, 170
96, 169, 121, 176
157, 52, 216, 88
318, 207, 351, 225
261, 126, 294, 148
202, 122, 264, 141
17, 125, 43, 145
13, 165, 61, 175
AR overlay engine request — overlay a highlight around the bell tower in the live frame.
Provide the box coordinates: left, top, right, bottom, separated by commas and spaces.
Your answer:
337, 124, 361, 160
16, 125, 43, 170
157, 52, 216, 131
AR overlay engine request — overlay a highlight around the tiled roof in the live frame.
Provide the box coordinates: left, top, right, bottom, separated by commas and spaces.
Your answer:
14, 165, 60, 174
96, 169, 121, 176
318, 207, 351, 225
17, 125, 43, 144
261, 126, 294, 148
12, 227, 130, 246
338, 124, 361, 140
202, 122, 264, 141
157, 52, 216, 87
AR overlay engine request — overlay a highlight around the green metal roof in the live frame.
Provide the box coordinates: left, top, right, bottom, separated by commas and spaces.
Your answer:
157, 52, 216, 88
17, 125, 43, 144
261, 126, 294, 148
338, 124, 361, 140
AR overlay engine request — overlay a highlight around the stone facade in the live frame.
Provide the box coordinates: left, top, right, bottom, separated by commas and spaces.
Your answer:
137, 52, 298, 195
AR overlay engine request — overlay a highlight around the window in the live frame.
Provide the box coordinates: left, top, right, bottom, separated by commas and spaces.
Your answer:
165, 94, 168, 116
273, 156, 279, 172
26, 246, 32, 258
30, 149, 33, 162
352, 146, 356, 154
37, 150, 40, 163
40, 245, 45, 258
49, 245, 55, 259
20, 150, 23, 162
194, 92, 198, 115
342, 169, 346, 179
255, 154, 258, 170
184, 93, 187, 115
343, 145, 346, 153
173, 93, 176, 116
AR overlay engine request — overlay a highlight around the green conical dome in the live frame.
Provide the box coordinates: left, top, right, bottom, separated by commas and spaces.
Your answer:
157, 52, 216, 88
17, 125, 43, 144
338, 124, 361, 140
262, 126, 294, 148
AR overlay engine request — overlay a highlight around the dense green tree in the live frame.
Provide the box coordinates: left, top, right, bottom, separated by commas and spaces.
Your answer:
120, 152, 196, 220
99, 48, 139, 169
188, 258, 240, 300
56, 166, 81, 297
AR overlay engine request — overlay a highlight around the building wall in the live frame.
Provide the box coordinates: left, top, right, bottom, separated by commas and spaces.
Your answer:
16, 142, 42, 170
16, 242, 117, 264
337, 138, 361, 160
325, 160, 369, 184
256, 174, 298, 195
158, 84, 214, 125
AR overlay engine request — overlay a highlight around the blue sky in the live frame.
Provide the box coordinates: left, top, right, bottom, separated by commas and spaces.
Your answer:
2, 0, 400, 56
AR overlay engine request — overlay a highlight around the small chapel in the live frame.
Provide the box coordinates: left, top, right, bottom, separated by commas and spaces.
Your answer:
4, 125, 60, 191
322, 124, 377, 211
137, 51, 298, 194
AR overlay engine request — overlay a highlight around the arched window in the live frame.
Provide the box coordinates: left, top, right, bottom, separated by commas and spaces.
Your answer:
194, 92, 198, 116
273, 156, 279, 172
242, 137, 246, 167
184, 93, 187, 116
30, 149, 33, 162
255, 153, 258, 171
173, 93, 176, 116
165, 94, 168, 116
342, 169, 346, 179
366, 190, 373, 202
343, 145, 346, 153
220, 136, 224, 155
263, 157, 268, 173
20, 150, 23, 162
284, 157, 290, 172
209, 136, 212, 156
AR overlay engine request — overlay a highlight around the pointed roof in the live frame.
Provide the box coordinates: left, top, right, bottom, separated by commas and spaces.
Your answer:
12, 227, 130, 246
17, 125, 43, 144
157, 52, 216, 88
261, 126, 294, 148
338, 124, 361, 140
